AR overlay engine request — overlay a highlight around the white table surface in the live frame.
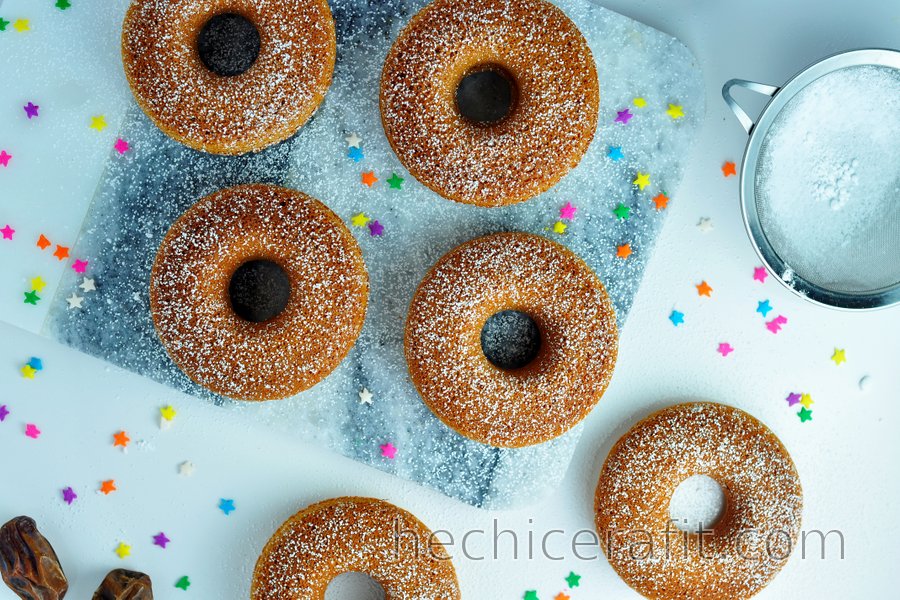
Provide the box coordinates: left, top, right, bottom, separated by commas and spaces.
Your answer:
1, 0, 898, 598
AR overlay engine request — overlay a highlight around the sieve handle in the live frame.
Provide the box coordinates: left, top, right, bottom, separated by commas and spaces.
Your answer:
722, 79, 780, 134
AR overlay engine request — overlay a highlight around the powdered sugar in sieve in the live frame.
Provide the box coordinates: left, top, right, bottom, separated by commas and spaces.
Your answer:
754, 64, 900, 295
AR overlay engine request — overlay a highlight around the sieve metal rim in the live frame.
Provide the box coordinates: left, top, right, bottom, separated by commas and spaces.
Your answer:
724, 48, 900, 311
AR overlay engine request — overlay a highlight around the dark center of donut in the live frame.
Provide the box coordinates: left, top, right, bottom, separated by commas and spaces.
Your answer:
228, 259, 291, 323
324, 572, 386, 600
456, 67, 516, 124
480, 310, 541, 370
668, 475, 726, 533
197, 13, 261, 77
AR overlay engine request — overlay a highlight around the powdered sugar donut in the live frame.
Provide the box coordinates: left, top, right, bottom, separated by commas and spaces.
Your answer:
380, 0, 599, 206
594, 402, 803, 599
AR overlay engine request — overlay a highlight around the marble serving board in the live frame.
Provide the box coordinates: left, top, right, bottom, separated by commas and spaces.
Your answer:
3, 0, 704, 508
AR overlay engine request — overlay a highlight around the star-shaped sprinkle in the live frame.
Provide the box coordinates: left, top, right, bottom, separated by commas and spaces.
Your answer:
616, 243, 632, 259
160, 405, 177, 421
666, 104, 684, 119
652, 193, 669, 210
24, 102, 39, 119
798, 407, 812, 423
24, 290, 40, 305
614, 109, 633, 124
345, 132, 362, 148
766, 315, 787, 334
552, 221, 567, 234
368, 220, 384, 237
72, 259, 88, 273
114, 138, 129, 154
387, 173, 404, 189
66, 293, 84, 310
56, 0, 72, 9
633, 97, 647, 108
613, 203, 631, 220
800, 393, 814, 409
53, 245, 70, 260
79, 277, 96, 292
178, 461, 195, 476
0, 18, 9, 31
361, 171, 378, 187
37, 234, 51, 249
347, 146, 364, 162
100, 480, 117, 495
380, 442, 397, 459
559, 202, 577, 220
831, 348, 846, 365
696, 281, 713, 297
753, 266, 768, 283
633, 172, 650, 190
785, 392, 801, 407
722, 161, 737, 177
175, 576, 191, 591
0, 405, 8, 422
1, 224, 14, 240
555, 593, 570, 600
524, 592, 539, 600
115, 543, 131, 559
757, 300, 772, 317
0, 151, 11, 167
113, 430, 130, 449
717, 342, 734, 357
669, 310, 684, 326
565, 572, 581, 588
358, 388, 373, 405
697, 217, 713, 232
30, 277, 46, 292
21, 364, 37, 379
25, 424, 41, 439
28, 357, 43, 371
62, 487, 77, 505
219, 498, 235, 515
607, 146, 624, 161
351, 212, 370, 227
13, 19, 29, 32
153, 532, 171, 549
90, 115, 107, 131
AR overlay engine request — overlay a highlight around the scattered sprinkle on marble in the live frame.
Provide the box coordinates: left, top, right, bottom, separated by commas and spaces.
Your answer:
380, 442, 397, 459
616, 243, 632, 259
178, 461, 195, 477
219, 498, 235, 515
753, 266, 768, 283
800, 393, 814, 409
90, 115, 107, 131
785, 392, 801, 407
55, 0, 71, 10
559, 202, 577, 220
24, 423, 41, 439
697, 217, 713, 232
565, 572, 581, 588
0, 150, 11, 167
53, 244, 69, 260
832, 348, 847, 365
0, 224, 14, 239
61, 487, 77, 505
79, 277, 96, 292
607, 145, 624, 161
24, 290, 41, 305
722, 161, 737, 177
66, 293, 84, 310
615, 108, 633, 124
361, 171, 377, 187
36, 234, 51, 249
115, 542, 131, 559
28, 357, 43, 371
175, 576, 191, 591
633, 172, 650, 190
633, 97, 647, 108
100, 480, 117, 495
652, 193, 669, 210
358, 387, 373, 405
766, 314, 788, 334
613, 203, 630, 220
23, 102, 39, 119
344, 132, 362, 148
757, 300, 772, 317
666, 103, 684, 119
347, 146, 364, 162
113, 430, 131, 449
696, 280, 713, 297
72, 259, 88, 273
20, 363, 37, 378
367, 220, 384, 237
114, 138, 130, 155
386, 172, 404, 189
153, 532, 171, 549
552, 221, 567, 234
350, 212, 370, 227
30, 277, 46, 292
0, 405, 8, 422
798, 407, 813, 423
13, 19, 29, 33
717, 342, 734, 357
669, 310, 684, 326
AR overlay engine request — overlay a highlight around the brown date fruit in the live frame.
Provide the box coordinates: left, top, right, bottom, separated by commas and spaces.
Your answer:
0, 516, 68, 599
92, 569, 153, 600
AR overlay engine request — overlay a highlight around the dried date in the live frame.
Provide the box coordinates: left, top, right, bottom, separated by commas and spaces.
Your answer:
0, 516, 68, 599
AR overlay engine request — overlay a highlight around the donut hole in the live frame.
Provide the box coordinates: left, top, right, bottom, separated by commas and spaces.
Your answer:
228, 259, 291, 323
197, 13, 261, 77
668, 474, 727, 533
455, 66, 517, 125
324, 572, 386, 600
480, 310, 542, 370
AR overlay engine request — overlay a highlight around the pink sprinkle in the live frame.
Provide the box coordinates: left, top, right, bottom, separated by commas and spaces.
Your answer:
25, 423, 41, 439
766, 315, 788, 334
72, 259, 88, 273
0, 225, 14, 240
717, 343, 734, 357
559, 202, 577, 220
380, 442, 397, 459
0, 150, 11, 167
114, 138, 129, 155
753, 266, 768, 283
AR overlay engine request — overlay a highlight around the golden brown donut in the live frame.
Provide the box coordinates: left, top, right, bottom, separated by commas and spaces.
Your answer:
594, 402, 803, 600
380, 0, 599, 207
405, 233, 618, 447
251, 497, 461, 600
122, 0, 335, 154
150, 184, 368, 401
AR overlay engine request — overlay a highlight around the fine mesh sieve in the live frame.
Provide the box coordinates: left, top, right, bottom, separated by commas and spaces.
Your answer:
724, 49, 900, 310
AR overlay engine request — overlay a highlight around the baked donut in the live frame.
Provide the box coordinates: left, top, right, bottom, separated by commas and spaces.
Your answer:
150, 184, 368, 401
594, 402, 803, 600
251, 497, 461, 599
405, 233, 617, 447
122, 0, 335, 154
380, 0, 599, 207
